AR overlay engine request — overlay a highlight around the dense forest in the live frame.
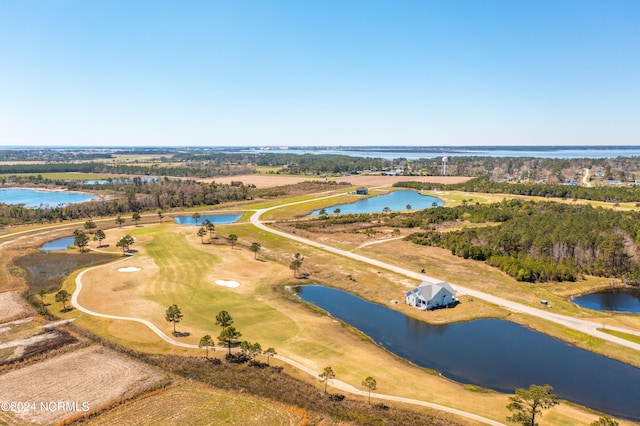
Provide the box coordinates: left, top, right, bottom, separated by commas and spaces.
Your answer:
404, 200, 640, 284
396, 177, 640, 203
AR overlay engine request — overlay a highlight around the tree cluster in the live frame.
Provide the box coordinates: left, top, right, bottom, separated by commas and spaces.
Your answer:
396, 176, 640, 203
405, 200, 640, 283
0, 179, 252, 226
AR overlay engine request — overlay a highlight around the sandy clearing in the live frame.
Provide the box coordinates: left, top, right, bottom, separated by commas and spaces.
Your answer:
0, 292, 29, 322
215, 279, 240, 288
198, 174, 471, 188
117, 267, 141, 272
0, 345, 162, 425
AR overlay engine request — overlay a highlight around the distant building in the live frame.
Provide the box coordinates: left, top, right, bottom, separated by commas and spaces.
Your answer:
405, 281, 458, 311
356, 187, 368, 195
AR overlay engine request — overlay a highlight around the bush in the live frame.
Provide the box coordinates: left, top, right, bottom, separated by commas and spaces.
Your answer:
225, 352, 251, 364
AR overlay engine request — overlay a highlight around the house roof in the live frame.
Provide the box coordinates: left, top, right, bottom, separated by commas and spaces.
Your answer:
407, 281, 456, 300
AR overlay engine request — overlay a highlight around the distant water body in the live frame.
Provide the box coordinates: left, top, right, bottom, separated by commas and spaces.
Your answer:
0, 188, 97, 208
231, 145, 640, 160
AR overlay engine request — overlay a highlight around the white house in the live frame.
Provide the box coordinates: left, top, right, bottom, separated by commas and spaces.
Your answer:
405, 281, 458, 310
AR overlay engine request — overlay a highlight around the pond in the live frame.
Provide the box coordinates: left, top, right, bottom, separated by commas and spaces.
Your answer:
572, 288, 640, 313
173, 214, 242, 226
39, 237, 75, 251
297, 285, 640, 421
0, 188, 97, 208
309, 190, 442, 216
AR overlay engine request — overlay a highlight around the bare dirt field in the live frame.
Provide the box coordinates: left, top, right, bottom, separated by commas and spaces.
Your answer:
0, 291, 30, 322
0, 345, 163, 425
200, 174, 471, 188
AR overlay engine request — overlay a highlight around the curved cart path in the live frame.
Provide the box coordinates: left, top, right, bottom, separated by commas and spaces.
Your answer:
71, 256, 503, 425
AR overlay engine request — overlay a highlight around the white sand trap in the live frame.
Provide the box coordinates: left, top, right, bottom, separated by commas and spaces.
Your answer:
118, 267, 142, 272
215, 280, 240, 288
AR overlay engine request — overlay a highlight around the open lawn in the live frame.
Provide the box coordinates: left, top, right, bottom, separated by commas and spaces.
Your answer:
85, 380, 303, 426
54, 221, 620, 425
0, 345, 163, 425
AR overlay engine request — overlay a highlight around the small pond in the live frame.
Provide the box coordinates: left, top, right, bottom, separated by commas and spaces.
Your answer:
0, 188, 97, 208
309, 190, 442, 216
39, 237, 75, 251
173, 214, 242, 226
572, 288, 640, 313
297, 285, 640, 421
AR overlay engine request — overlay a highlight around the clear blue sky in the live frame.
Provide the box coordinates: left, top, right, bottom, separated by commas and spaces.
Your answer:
1, 1, 639, 147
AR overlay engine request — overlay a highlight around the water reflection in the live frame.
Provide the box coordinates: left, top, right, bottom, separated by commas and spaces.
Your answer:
297, 285, 640, 421
573, 289, 640, 313
309, 190, 442, 216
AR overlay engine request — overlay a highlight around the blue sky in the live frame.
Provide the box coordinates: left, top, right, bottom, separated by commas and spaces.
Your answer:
1, 1, 639, 147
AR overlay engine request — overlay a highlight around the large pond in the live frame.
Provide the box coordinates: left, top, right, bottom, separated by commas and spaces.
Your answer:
173, 214, 242, 226
297, 285, 640, 421
39, 237, 75, 251
0, 188, 97, 208
572, 288, 640, 313
309, 190, 442, 216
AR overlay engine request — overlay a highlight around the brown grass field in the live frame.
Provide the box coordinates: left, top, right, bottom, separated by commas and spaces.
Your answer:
0, 345, 163, 425
85, 380, 303, 426
199, 173, 471, 188
0, 292, 30, 322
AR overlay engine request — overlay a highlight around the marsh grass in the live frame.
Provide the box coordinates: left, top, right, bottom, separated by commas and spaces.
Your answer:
13, 251, 118, 294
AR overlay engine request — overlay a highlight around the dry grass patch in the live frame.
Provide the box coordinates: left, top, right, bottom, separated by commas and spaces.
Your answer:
85, 380, 303, 426
0, 291, 30, 322
0, 345, 163, 425
204, 174, 471, 188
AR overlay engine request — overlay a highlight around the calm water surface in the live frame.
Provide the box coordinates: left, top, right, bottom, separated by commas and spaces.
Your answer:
309, 190, 442, 216
573, 289, 640, 313
0, 188, 97, 208
173, 214, 242, 225
233, 146, 640, 160
297, 285, 640, 421
39, 237, 75, 251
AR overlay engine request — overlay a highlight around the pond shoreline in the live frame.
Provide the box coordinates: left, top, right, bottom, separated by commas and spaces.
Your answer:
297, 284, 640, 421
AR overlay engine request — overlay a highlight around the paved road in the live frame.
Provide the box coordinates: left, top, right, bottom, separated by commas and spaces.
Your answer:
250, 195, 640, 351
71, 255, 503, 425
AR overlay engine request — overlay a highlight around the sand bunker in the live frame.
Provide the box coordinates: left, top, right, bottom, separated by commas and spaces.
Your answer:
215, 280, 240, 288
118, 267, 142, 273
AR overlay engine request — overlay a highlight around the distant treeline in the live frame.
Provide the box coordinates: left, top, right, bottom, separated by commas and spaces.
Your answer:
395, 177, 640, 203
0, 150, 111, 162
0, 162, 255, 179
0, 180, 342, 226
404, 200, 640, 284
